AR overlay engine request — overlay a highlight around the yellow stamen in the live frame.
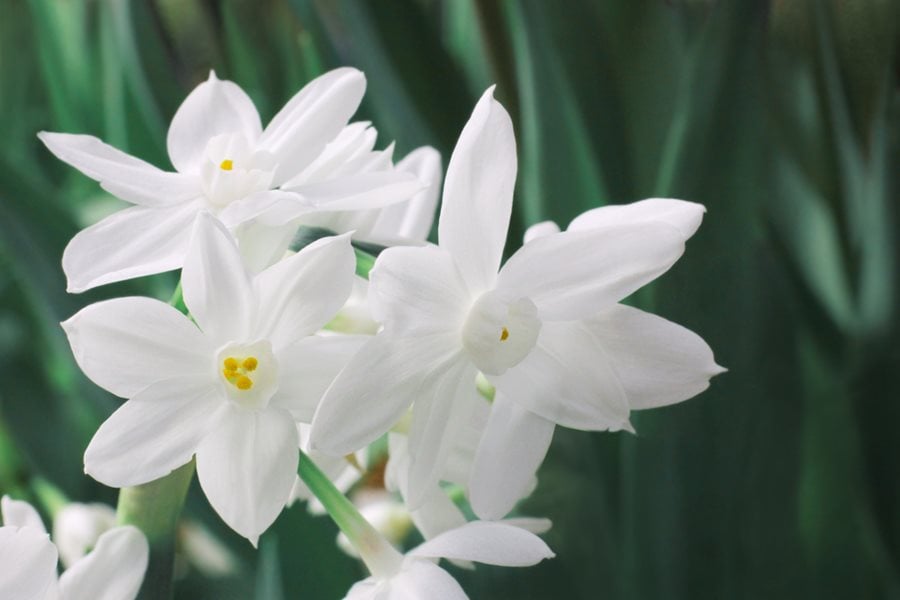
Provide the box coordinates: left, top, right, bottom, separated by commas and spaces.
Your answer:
222, 355, 259, 391
235, 376, 253, 390
223, 357, 239, 371
220, 159, 234, 171
242, 357, 258, 371
500, 327, 509, 341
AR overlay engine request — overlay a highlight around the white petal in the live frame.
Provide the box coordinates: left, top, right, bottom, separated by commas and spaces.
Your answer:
259, 68, 366, 185
496, 223, 686, 321
84, 376, 224, 488
38, 133, 201, 207
182, 212, 254, 346
167, 72, 262, 174
390, 560, 469, 600
523, 220, 560, 244
569, 198, 706, 240
491, 320, 631, 431
438, 87, 516, 294
62, 297, 212, 398
234, 221, 297, 273
410, 521, 554, 566
1, 497, 45, 532
469, 396, 554, 520
368, 245, 471, 335
287, 171, 423, 213
0, 526, 59, 600
310, 333, 461, 456
58, 526, 148, 600
271, 334, 368, 421
368, 146, 442, 242
62, 202, 199, 293
253, 234, 355, 349
218, 190, 313, 229
406, 359, 479, 508
585, 304, 725, 409
196, 406, 298, 545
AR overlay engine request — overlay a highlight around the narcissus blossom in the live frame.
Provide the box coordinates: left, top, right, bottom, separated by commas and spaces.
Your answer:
344, 521, 554, 600
40, 68, 420, 291
0, 496, 148, 600
311, 88, 723, 517
63, 213, 363, 544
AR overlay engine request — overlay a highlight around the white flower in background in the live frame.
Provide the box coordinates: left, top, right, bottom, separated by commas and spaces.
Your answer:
311, 87, 724, 518
0, 496, 148, 600
335, 490, 414, 559
344, 521, 554, 600
63, 213, 363, 544
52, 503, 116, 568
40, 68, 420, 292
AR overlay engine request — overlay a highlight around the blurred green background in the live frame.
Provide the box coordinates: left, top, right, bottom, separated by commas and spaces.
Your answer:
0, 0, 898, 598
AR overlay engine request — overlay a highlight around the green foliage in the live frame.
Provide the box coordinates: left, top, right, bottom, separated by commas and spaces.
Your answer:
0, 0, 897, 598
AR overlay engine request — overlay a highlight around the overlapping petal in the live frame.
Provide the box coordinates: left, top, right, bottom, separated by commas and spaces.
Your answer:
0, 526, 58, 600
1, 496, 46, 532
496, 222, 686, 321
62, 297, 211, 398
38, 133, 201, 207
410, 521, 554, 566
84, 376, 225, 488
182, 213, 254, 345
368, 146, 442, 242
58, 526, 148, 600
438, 87, 516, 294
167, 71, 263, 174
196, 405, 298, 546
569, 198, 705, 239
62, 202, 200, 293
585, 304, 725, 409
253, 234, 356, 349
469, 396, 554, 521
346, 560, 467, 600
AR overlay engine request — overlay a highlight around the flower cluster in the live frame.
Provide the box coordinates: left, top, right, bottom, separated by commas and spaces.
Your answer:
21, 68, 722, 597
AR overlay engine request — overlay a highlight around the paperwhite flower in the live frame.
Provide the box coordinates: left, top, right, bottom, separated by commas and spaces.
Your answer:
311, 87, 723, 517
40, 68, 420, 291
344, 521, 554, 600
52, 503, 117, 568
63, 212, 363, 544
0, 496, 148, 600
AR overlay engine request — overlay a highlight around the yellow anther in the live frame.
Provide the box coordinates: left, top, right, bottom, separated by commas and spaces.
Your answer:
220, 159, 234, 171
223, 357, 239, 371
242, 357, 258, 371
500, 327, 510, 341
235, 376, 253, 390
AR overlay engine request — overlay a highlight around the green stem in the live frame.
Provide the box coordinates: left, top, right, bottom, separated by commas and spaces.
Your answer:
297, 451, 401, 578
117, 460, 195, 600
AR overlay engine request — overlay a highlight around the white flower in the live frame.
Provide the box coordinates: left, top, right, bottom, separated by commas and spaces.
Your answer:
63, 212, 363, 544
40, 68, 420, 292
52, 503, 116, 569
311, 87, 723, 517
344, 521, 554, 600
0, 496, 148, 600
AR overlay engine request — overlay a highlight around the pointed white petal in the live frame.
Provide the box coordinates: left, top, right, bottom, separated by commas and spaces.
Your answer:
0, 526, 59, 600
62, 202, 199, 293
287, 171, 422, 213
310, 333, 461, 456
523, 220, 560, 244
1, 497, 45, 532
496, 223, 686, 321
368, 245, 471, 335
84, 376, 224, 488
411, 521, 554, 566
196, 406, 298, 545
406, 359, 479, 508
218, 190, 313, 229
62, 297, 211, 398
38, 133, 201, 206
260, 68, 366, 185
58, 526, 148, 600
368, 146, 442, 242
272, 334, 367, 422
491, 320, 631, 431
167, 72, 262, 173
253, 234, 355, 349
569, 198, 706, 240
391, 560, 469, 599
182, 212, 254, 346
438, 87, 516, 294
585, 304, 725, 409
469, 396, 554, 520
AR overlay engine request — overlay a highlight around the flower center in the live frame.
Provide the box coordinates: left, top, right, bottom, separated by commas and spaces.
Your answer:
201, 133, 276, 209
462, 290, 541, 376
219, 158, 234, 171
216, 340, 278, 410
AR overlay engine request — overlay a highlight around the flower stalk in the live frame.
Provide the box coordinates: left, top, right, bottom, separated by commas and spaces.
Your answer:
116, 460, 195, 600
